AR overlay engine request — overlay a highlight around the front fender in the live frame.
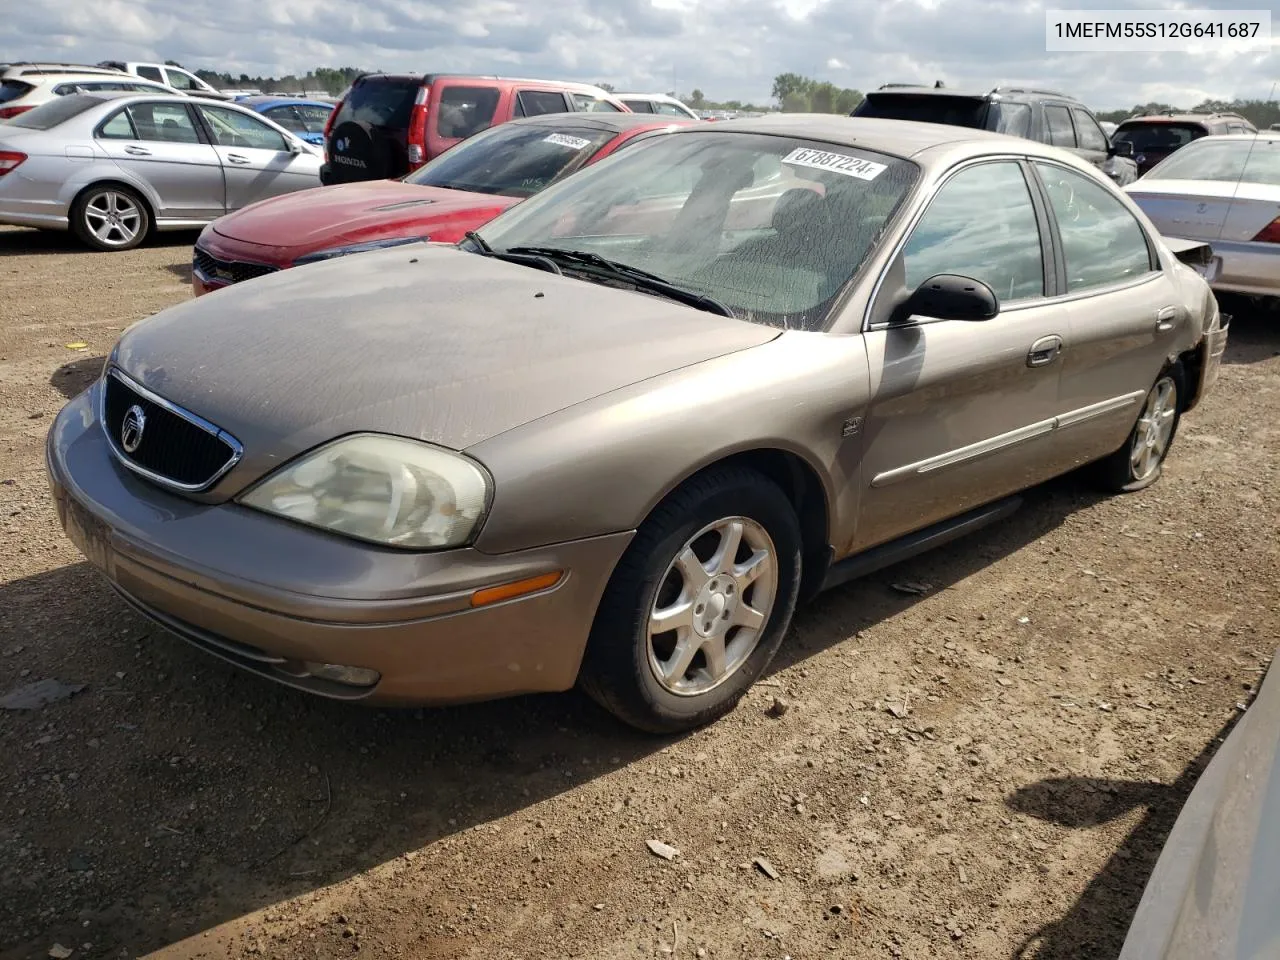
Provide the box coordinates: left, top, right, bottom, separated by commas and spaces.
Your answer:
465, 330, 871, 555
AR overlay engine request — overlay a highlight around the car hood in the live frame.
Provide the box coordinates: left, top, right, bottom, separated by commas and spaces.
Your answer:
210, 180, 521, 249
111, 244, 781, 499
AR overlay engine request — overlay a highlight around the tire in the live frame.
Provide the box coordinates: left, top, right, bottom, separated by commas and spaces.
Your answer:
578, 467, 803, 734
1094, 364, 1185, 493
70, 184, 150, 252
327, 121, 395, 182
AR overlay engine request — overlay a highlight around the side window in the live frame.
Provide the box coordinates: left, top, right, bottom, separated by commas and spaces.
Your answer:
1071, 109, 1109, 152
993, 103, 1032, 138
124, 102, 200, 143
1044, 106, 1076, 147
435, 86, 501, 139
199, 104, 288, 150
1034, 162, 1155, 292
623, 99, 655, 113
97, 109, 137, 140
264, 105, 306, 133
135, 65, 164, 83
164, 69, 198, 91
572, 93, 622, 113
902, 161, 1045, 303
516, 90, 570, 117
656, 102, 690, 118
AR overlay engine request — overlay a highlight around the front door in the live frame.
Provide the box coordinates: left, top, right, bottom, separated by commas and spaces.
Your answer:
195, 104, 317, 210
854, 159, 1067, 553
94, 100, 225, 221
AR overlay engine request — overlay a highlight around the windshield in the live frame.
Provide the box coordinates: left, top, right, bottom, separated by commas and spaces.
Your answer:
853, 93, 989, 129
474, 131, 919, 330
404, 122, 615, 197
1113, 122, 1205, 153
1146, 137, 1280, 186
6, 94, 101, 130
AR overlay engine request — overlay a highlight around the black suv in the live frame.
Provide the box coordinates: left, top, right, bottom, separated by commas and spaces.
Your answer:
1112, 112, 1257, 176
852, 84, 1138, 185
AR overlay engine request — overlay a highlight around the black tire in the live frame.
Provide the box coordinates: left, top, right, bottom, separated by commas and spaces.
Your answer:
1094, 364, 1185, 493
70, 184, 150, 252
579, 467, 803, 734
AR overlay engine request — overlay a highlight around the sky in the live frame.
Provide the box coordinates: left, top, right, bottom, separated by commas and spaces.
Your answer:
3, 0, 1275, 110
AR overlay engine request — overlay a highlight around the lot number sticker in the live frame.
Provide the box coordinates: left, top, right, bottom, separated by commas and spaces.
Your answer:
782, 148, 887, 180
544, 133, 593, 150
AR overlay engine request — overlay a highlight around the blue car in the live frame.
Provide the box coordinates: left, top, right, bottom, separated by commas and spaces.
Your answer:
234, 96, 335, 146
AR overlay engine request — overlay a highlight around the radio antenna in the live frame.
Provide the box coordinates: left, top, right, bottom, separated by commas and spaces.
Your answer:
1218, 80, 1276, 241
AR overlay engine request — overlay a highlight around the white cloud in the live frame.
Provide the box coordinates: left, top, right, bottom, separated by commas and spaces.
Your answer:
1, 0, 1272, 109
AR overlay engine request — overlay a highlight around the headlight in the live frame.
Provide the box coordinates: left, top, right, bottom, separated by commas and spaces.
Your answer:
238, 434, 490, 549
292, 236, 431, 266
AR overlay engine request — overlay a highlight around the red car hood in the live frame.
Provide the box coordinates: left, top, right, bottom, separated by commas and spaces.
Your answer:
210, 180, 521, 253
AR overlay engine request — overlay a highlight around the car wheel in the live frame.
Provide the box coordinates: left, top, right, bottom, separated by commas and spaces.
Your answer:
579, 467, 802, 733
71, 185, 150, 252
1095, 365, 1184, 493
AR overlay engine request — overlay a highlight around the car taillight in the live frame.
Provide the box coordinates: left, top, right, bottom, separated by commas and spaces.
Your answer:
1251, 217, 1280, 244
0, 151, 27, 175
0, 105, 33, 120
407, 84, 430, 167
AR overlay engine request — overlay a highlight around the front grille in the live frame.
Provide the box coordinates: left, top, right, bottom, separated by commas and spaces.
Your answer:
193, 246, 278, 285
102, 371, 240, 490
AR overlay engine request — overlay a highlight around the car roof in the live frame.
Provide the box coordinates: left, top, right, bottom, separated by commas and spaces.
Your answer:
678, 113, 1028, 159
3, 63, 128, 78
506, 112, 696, 133
867, 84, 1083, 104
237, 95, 334, 109
353, 73, 616, 95
1119, 113, 1251, 125
1187, 132, 1280, 143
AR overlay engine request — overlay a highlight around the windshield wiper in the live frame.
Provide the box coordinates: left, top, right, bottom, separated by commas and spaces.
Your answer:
501, 246, 735, 317
463, 232, 562, 275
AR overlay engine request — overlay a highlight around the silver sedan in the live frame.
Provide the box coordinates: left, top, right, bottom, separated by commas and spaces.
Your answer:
1125, 133, 1280, 299
0, 92, 322, 251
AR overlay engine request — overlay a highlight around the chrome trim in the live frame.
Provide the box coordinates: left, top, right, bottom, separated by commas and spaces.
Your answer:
99, 367, 244, 493
871, 391, 1145, 488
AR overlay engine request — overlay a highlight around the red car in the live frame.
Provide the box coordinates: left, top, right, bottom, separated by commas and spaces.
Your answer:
192, 112, 694, 296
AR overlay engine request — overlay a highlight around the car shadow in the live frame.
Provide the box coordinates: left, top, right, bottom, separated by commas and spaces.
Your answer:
0, 226, 201, 257
50, 355, 108, 400
164, 261, 193, 284
1004, 706, 1249, 958
0, 474, 1107, 957
1220, 297, 1280, 366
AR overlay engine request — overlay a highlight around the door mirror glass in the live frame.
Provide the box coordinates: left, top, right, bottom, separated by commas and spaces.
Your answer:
1110, 140, 1135, 158
894, 274, 999, 323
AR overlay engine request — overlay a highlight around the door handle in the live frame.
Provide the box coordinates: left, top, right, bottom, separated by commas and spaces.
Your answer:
124, 145, 151, 156
1155, 306, 1178, 332
1027, 335, 1063, 368
226, 153, 251, 165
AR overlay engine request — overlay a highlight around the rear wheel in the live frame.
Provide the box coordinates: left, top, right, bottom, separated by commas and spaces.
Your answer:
71, 184, 150, 252
1095, 365, 1184, 493
579, 467, 802, 733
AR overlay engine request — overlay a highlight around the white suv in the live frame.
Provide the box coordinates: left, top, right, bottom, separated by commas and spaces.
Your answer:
616, 93, 701, 120
97, 61, 233, 100
0, 69, 182, 120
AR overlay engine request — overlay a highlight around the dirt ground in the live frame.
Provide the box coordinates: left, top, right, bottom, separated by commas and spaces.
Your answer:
1, 223, 1277, 960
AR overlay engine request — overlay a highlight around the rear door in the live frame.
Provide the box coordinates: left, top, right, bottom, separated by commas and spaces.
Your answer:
427, 81, 505, 159
94, 100, 225, 220
194, 103, 318, 210
1034, 160, 1177, 466
1043, 103, 1078, 153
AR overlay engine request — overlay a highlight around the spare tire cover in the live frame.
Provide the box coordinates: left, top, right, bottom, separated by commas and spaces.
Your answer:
327, 121, 393, 183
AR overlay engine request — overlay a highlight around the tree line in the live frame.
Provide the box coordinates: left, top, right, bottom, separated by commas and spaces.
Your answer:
179, 64, 1279, 128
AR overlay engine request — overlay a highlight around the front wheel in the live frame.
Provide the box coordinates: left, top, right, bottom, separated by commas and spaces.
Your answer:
1095, 366, 1184, 493
579, 467, 802, 734
70, 184, 150, 252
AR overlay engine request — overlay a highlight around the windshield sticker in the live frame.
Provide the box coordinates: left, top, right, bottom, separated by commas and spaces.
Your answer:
782, 147, 887, 180
544, 133, 593, 150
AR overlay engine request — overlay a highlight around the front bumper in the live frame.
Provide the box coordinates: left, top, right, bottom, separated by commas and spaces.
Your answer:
46, 385, 632, 705
191, 229, 289, 298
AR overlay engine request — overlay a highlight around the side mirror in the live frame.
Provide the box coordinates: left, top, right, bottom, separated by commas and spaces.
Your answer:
288, 139, 303, 155
893, 274, 999, 324
1110, 140, 1135, 159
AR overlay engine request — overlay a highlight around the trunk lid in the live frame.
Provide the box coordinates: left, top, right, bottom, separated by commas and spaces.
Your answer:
1127, 179, 1280, 241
